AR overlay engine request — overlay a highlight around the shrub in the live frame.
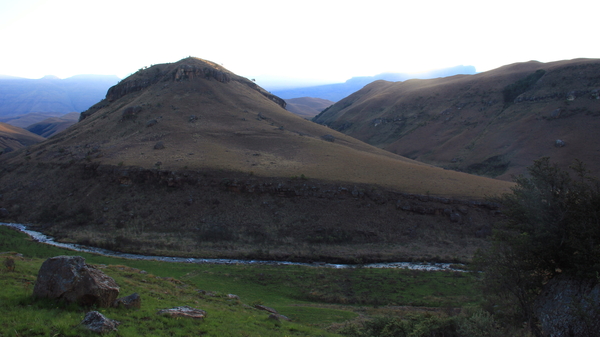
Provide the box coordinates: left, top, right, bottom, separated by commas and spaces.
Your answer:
474, 158, 600, 336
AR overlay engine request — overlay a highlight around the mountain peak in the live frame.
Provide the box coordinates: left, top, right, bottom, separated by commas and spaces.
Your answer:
91, 57, 284, 119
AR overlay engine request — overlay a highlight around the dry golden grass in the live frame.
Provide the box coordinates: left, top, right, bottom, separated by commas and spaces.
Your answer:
0, 121, 45, 151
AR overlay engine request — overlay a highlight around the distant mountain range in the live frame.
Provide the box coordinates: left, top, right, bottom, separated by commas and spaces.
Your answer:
313, 58, 600, 180
0, 74, 119, 117
272, 65, 477, 102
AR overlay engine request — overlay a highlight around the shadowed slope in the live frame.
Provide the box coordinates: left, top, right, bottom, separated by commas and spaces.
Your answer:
25, 112, 80, 137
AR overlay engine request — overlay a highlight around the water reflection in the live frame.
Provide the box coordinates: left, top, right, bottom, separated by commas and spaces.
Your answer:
1, 222, 464, 271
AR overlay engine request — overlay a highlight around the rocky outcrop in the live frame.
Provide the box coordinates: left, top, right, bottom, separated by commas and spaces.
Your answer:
171, 64, 231, 83
534, 275, 600, 337
81, 311, 120, 334
33, 256, 120, 307
80, 58, 286, 121
157, 306, 206, 319
113, 292, 141, 309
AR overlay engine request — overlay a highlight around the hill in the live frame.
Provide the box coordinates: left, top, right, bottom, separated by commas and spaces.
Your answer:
0, 122, 45, 154
272, 65, 476, 102
284, 97, 334, 119
0, 57, 511, 263
0, 112, 64, 128
313, 58, 600, 180
0, 74, 119, 117
25, 112, 79, 137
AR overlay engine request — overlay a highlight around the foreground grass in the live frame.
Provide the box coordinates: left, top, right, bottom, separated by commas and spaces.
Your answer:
0, 226, 483, 336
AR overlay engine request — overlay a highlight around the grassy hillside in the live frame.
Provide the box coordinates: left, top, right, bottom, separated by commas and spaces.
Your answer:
313, 58, 600, 180
0, 122, 45, 153
0, 226, 484, 336
0, 57, 511, 264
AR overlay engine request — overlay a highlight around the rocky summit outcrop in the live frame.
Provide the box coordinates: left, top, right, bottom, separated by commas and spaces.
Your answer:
80, 57, 285, 121
33, 256, 120, 307
534, 275, 600, 337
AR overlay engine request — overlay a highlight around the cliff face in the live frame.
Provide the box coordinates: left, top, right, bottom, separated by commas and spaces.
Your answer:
80, 57, 285, 121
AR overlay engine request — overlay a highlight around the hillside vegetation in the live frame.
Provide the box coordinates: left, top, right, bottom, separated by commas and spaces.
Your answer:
0, 57, 511, 264
313, 59, 600, 180
1, 225, 492, 336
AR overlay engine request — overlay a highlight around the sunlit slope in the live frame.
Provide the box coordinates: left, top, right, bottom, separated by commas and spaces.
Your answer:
0, 122, 45, 152
314, 58, 600, 180
7, 57, 512, 198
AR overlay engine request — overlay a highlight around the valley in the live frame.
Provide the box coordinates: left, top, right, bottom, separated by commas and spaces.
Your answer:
1, 56, 598, 336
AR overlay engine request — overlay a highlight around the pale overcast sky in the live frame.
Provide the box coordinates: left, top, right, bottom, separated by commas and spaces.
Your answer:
0, 0, 598, 87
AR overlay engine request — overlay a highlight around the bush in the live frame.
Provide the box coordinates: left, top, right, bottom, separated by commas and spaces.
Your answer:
474, 158, 600, 336
338, 314, 461, 337
457, 309, 503, 337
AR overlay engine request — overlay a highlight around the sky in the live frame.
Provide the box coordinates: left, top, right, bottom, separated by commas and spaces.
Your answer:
0, 0, 598, 89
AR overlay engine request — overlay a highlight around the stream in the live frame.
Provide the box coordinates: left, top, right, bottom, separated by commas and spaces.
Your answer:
1, 222, 465, 271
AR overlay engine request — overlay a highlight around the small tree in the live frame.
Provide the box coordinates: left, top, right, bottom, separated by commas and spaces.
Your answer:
474, 158, 600, 336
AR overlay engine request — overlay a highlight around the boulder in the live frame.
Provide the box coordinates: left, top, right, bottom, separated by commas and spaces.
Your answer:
157, 306, 206, 319
154, 141, 165, 150
33, 256, 119, 307
81, 311, 120, 334
534, 275, 600, 337
113, 292, 141, 309
555, 139, 566, 147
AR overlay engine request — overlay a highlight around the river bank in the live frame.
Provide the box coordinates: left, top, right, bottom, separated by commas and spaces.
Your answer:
1, 222, 464, 271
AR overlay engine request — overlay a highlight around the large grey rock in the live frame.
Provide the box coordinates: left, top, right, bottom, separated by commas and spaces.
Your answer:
81, 311, 120, 334
33, 256, 119, 307
534, 275, 600, 337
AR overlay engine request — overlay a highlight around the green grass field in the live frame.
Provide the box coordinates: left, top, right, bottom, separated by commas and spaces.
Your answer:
0, 226, 482, 336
